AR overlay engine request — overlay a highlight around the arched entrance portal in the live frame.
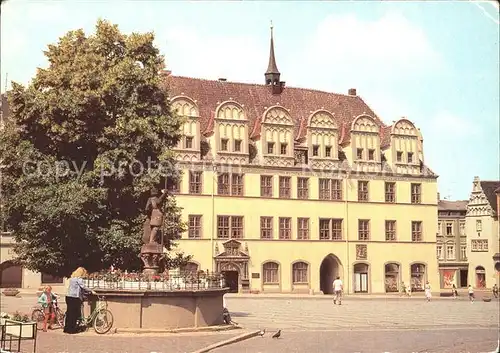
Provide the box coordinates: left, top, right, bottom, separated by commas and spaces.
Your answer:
475, 266, 486, 288
319, 254, 341, 294
0, 261, 22, 288
353, 263, 369, 293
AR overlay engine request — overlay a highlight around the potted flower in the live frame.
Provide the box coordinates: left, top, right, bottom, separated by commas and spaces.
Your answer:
2, 288, 20, 297
3, 311, 36, 338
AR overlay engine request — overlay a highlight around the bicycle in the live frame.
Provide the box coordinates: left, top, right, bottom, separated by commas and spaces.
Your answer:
31, 297, 65, 331
76, 295, 114, 334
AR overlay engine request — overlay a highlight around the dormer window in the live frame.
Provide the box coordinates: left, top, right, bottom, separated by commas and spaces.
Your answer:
312, 145, 319, 157
234, 139, 242, 152
407, 152, 413, 164
280, 143, 287, 155
325, 146, 332, 157
368, 149, 375, 161
356, 148, 363, 160
185, 136, 193, 149
396, 151, 403, 162
267, 142, 275, 154
221, 138, 229, 151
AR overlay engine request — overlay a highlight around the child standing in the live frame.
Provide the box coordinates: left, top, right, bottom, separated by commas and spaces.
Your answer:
468, 285, 474, 303
452, 284, 458, 299
424, 281, 432, 302
38, 285, 57, 331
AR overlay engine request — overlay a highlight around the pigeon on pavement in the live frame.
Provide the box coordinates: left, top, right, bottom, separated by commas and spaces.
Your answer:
272, 329, 281, 339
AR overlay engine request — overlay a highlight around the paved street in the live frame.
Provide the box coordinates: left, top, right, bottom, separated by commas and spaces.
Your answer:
214, 328, 499, 353
224, 296, 499, 331
1, 294, 499, 353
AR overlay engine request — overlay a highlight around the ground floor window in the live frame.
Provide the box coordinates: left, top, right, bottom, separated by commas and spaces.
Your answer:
292, 262, 308, 284
475, 266, 486, 288
384, 263, 400, 292
353, 263, 369, 293
410, 263, 426, 291
41, 273, 64, 284
262, 262, 279, 284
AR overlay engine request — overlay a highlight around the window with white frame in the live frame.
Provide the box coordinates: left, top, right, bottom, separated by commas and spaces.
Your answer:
446, 222, 453, 236
459, 220, 465, 235
436, 244, 444, 260
446, 243, 455, 260
460, 244, 467, 260
476, 220, 482, 231
471, 239, 488, 252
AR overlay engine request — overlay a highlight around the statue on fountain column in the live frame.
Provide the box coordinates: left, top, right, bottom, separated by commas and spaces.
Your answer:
143, 187, 168, 245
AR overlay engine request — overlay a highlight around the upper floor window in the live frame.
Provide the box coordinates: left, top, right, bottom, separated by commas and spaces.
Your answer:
267, 142, 275, 154
279, 217, 291, 239
260, 175, 273, 197
297, 218, 309, 240
437, 221, 442, 235
319, 218, 343, 240
459, 220, 465, 235
279, 176, 291, 198
312, 145, 319, 157
446, 222, 453, 236
368, 149, 375, 161
280, 143, 287, 155
385, 220, 396, 241
297, 177, 309, 199
358, 220, 370, 241
260, 216, 273, 239
385, 182, 395, 203
218, 173, 244, 196
476, 220, 482, 231
436, 244, 443, 260
189, 171, 202, 194
221, 138, 229, 151
446, 244, 455, 260
411, 183, 421, 204
167, 177, 181, 193
411, 221, 422, 241
358, 181, 369, 202
217, 215, 244, 239
396, 151, 403, 162
460, 244, 467, 260
356, 148, 363, 160
471, 239, 488, 252
407, 152, 414, 164
188, 215, 202, 239
325, 146, 332, 157
319, 179, 342, 200
234, 139, 242, 152
185, 136, 193, 149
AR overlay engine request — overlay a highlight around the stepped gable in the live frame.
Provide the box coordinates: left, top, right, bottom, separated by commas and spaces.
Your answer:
164, 74, 387, 145
480, 180, 500, 215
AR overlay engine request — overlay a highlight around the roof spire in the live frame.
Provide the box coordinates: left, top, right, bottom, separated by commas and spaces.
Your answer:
265, 20, 281, 85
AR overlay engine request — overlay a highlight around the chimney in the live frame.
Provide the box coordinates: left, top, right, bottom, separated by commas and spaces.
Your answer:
218, 78, 227, 82
271, 81, 286, 95
348, 88, 357, 96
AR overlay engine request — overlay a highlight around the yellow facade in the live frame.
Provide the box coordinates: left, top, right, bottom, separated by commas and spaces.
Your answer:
173, 164, 438, 294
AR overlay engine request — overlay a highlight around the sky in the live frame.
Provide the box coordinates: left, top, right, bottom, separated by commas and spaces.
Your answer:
1, 0, 499, 200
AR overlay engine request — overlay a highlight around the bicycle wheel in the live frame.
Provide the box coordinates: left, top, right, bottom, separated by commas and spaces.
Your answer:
31, 309, 45, 331
56, 309, 66, 328
93, 309, 114, 334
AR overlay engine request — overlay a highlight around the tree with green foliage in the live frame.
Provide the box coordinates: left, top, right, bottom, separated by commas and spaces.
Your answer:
0, 19, 190, 277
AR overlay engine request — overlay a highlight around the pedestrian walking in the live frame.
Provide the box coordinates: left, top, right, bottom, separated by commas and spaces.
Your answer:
332, 276, 343, 305
468, 285, 475, 303
424, 281, 432, 302
492, 284, 498, 299
452, 284, 458, 299
400, 282, 406, 297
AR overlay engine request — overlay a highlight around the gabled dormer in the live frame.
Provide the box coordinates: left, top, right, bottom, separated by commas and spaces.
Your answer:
211, 100, 249, 164
257, 105, 295, 167
385, 118, 420, 175
306, 109, 339, 169
171, 96, 201, 162
347, 114, 381, 172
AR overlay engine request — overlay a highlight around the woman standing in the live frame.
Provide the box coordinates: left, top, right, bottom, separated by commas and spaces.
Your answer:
424, 281, 432, 302
63, 267, 95, 334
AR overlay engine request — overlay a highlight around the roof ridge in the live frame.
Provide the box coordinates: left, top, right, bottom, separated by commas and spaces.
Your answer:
170, 75, 365, 100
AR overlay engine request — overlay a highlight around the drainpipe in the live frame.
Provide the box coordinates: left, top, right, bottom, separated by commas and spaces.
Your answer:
211, 162, 216, 272
344, 176, 350, 294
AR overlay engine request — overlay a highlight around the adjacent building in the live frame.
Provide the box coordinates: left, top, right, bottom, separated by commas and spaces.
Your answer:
465, 177, 500, 289
437, 197, 468, 289
168, 28, 439, 294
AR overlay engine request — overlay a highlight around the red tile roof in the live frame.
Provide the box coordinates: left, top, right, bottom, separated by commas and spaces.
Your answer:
164, 75, 387, 144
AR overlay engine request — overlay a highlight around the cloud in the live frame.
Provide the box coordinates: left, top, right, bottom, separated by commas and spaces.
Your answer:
303, 11, 443, 82
429, 111, 481, 137
160, 27, 267, 83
